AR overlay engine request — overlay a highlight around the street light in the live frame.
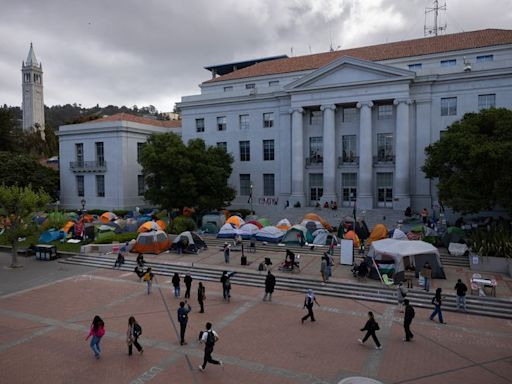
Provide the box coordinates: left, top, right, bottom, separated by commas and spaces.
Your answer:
81, 198, 86, 212
249, 182, 253, 214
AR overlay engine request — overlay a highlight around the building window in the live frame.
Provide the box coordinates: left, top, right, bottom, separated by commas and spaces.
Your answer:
377, 133, 394, 162
239, 114, 250, 130
239, 174, 251, 195
342, 107, 357, 122
263, 112, 274, 128
269, 80, 279, 87
441, 97, 457, 116
309, 110, 322, 125
96, 175, 105, 197
441, 59, 457, 67
245, 83, 255, 89
137, 142, 144, 163
76, 175, 84, 197
239, 141, 250, 161
138, 175, 145, 196
24, 73, 30, 82
95, 142, 104, 165
217, 116, 226, 131
476, 54, 493, 63
378, 105, 393, 120
478, 94, 496, 110
223, 86, 233, 92
216, 142, 227, 152
309, 173, 323, 202
309, 137, 323, 164
342, 135, 357, 162
75, 143, 83, 163
342, 173, 357, 207
408, 63, 422, 70
263, 140, 274, 161
195, 118, 205, 132
263, 174, 275, 196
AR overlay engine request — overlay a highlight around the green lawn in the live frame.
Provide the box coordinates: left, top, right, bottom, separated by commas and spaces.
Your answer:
0, 232, 82, 253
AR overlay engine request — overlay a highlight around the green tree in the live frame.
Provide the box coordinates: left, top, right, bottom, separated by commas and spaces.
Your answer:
0, 185, 50, 267
0, 108, 19, 152
0, 152, 60, 200
423, 108, 512, 214
140, 133, 236, 212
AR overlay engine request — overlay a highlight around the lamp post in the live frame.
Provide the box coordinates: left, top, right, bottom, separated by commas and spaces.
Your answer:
249, 182, 253, 214
80, 198, 86, 212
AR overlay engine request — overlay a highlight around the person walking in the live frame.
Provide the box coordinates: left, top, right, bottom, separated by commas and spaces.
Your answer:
263, 270, 276, 301
85, 315, 105, 359
220, 271, 231, 302
223, 242, 230, 264
114, 252, 125, 269
197, 282, 206, 313
454, 279, 468, 312
198, 322, 223, 372
420, 262, 432, 292
320, 257, 327, 284
420, 208, 429, 225
403, 299, 415, 342
397, 283, 407, 313
184, 272, 193, 299
172, 272, 181, 298
429, 288, 446, 324
127, 316, 143, 355
358, 311, 382, 350
177, 301, 192, 345
301, 289, 320, 323
143, 267, 154, 294
136, 253, 145, 268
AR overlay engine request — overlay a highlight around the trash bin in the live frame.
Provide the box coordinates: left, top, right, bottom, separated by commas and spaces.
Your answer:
35, 244, 57, 260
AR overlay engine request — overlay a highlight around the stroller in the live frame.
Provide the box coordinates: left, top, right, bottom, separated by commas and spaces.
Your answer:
278, 249, 300, 273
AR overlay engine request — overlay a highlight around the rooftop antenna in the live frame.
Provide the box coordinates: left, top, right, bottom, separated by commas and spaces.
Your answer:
290, 46, 294, 57
424, 0, 447, 37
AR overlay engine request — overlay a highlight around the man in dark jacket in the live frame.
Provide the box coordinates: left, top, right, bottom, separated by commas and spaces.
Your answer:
263, 271, 276, 301
403, 299, 415, 342
177, 301, 191, 345
454, 279, 468, 312
184, 273, 193, 299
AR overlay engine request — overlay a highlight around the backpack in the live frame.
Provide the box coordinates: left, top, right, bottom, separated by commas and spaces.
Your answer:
133, 323, 142, 337
205, 330, 216, 346
143, 272, 152, 282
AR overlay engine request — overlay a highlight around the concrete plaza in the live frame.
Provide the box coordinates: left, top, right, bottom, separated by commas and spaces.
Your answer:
1, 250, 512, 384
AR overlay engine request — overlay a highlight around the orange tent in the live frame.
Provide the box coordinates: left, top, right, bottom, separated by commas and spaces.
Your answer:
344, 230, 361, 248
138, 221, 162, 233
61, 221, 75, 233
100, 212, 117, 224
367, 224, 388, 245
156, 219, 167, 231
132, 230, 171, 254
226, 215, 245, 228
303, 213, 332, 231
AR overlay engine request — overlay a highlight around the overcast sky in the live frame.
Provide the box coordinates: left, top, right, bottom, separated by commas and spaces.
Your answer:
1, 0, 511, 112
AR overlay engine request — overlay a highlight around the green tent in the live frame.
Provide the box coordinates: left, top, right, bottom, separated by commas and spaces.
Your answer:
257, 218, 271, 227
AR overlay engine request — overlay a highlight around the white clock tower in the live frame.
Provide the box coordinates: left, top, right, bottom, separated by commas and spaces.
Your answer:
22, 43, 45, 139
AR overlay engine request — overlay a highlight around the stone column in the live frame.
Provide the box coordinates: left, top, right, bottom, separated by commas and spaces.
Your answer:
290, 107, 305, 206
414, 98, 432, 210
393, 99, 412, 210
356, 101, 374, 209
321, 104, 337, 204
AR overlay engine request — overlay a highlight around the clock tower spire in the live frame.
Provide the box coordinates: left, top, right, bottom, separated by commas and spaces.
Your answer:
22, 43, 45, 140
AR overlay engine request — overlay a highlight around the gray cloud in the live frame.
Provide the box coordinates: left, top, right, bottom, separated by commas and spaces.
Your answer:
1, 0, 510, 111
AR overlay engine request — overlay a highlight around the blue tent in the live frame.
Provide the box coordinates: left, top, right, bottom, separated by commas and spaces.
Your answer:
38, 230, 65, 243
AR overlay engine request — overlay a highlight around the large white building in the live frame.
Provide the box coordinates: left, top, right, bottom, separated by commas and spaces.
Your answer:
58, 113, 181, 210
178, 29, 512, 212
22, 43, 45, 138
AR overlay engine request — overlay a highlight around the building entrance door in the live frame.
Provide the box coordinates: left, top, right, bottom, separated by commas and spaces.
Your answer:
377, 172, 393, 208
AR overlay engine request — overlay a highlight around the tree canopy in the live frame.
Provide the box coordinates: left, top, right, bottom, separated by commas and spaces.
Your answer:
139, 133, 236, 212
422, 108, 512, 215
0, 185, 50, 267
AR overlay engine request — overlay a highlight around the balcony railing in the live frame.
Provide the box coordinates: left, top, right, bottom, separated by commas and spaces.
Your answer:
373, 155, 395, 165
305, 156, 323, 168
338, 156, 359, 167
70, 161, 107, 173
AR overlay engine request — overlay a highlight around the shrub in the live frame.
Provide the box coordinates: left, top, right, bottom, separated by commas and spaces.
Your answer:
468, 223, 512, 258
170, 216, 196, 234
86, 209, 107, 216
112, 210, 129, 217
93, 231, 138, 244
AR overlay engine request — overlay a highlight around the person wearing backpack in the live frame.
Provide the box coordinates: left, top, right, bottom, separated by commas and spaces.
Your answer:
358, 311, 382, 350
143, 267, 154, 294
172, 272, 181, 298
127, 316, 143, 355
301, 289, 320, 323
85, 315, 105, 359
177, 301, 192, 345
198, 322, 222, 372
403, 299, 415, 342
454, 278, 468, 312
430, 288, 446, 324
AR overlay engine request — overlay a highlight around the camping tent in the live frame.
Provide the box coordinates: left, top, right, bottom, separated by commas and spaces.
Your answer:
303, 213, 332, 230
226, 215, 245, 228
171, 231, 207, 253
132, 230, 171, 254
368, 238, 445, 279
201, 222, 218, 234
301, 220, 323, 233
367, 224, 388, 245
276, 218, 291, 231
38, 230, 66, 243
201, 212, 226, 229
137, 221, 162, 233
441, 226, 466, 248
391, 228, 408, 240
246, 220, 263, 229
255, 226, 285, 243
312, 228, 338, 245
344, 230, 360, 248
100, 212, 118, 224
281, 224, 312, 245
238, 223, 259, 239
217, 223, 237, 238
257, 218, 271, 227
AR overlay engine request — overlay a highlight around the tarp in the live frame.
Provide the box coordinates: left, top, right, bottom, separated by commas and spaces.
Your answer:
367, 224, 388, 245
303, 213, 332, 230
226, 215, 245, 228
38, 230, 65, 244
282, 224, 312, 245
255, 226, 285, 243
217, 223, 237, 238
171, 231, 207, 253
275, 218, 291, 231
132, 230, 170, 254
238, 223, 260, 239
368, 238, 445, 278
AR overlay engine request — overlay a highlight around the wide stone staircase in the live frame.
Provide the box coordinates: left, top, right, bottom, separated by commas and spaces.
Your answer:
59, 253, 512, 320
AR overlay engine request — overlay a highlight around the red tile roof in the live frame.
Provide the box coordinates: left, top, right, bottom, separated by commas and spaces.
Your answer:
205, 29, 512, 84
91, 113, 181, 128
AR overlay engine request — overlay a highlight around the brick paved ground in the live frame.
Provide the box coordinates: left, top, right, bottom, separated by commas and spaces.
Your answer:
1, 257, 512, 384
